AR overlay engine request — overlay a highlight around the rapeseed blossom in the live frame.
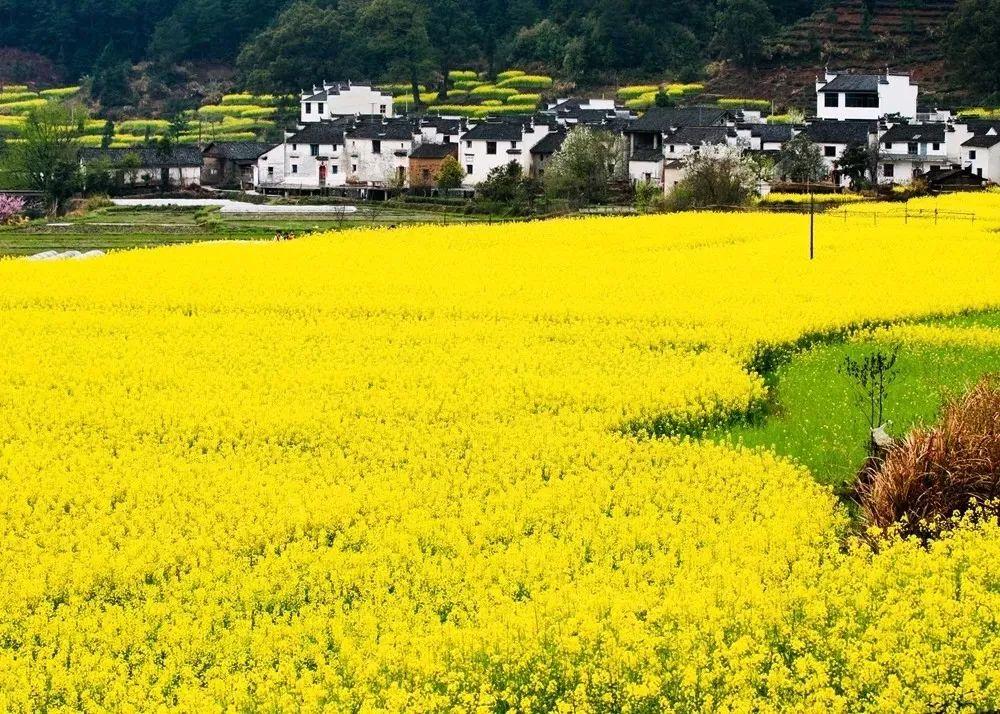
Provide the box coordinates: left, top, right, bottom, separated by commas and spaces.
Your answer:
0, 208, 998, 710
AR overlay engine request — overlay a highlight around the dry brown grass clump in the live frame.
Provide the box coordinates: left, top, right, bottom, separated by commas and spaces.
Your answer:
858, 376, 1000, 537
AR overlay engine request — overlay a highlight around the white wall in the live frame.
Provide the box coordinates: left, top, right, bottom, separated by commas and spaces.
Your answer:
346, 137, 412, 185
816, 73, 917, 120
966, 144, 1000, 183
629, 160, 662, 185
461, 124, 550, 186
301, 85, 395, 123
257, 140, 348, 189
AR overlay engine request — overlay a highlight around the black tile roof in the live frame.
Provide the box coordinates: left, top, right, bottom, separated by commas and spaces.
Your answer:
288, 122, 348, 144
630, 147, 664, 163
529, 131, 566, 155
802, 120, 876, 144
202, 141, 272, 161
627, 106, 730, 133
418, 116, 465, 134
409, 142, 458, 159
745, 123, 795, 142
667, 126, 733, 145
461, 121, 525, 141
879, 123, 946, 143
818, 74, 883, 93
346, 118, 416, 140
79, 146, 204, 167
962, 134, 1000, 148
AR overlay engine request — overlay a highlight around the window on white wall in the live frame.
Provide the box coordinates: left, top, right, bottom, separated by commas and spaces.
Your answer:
305, 103, 312, 114
291, 164, 298, 174
317, 103, 324, 114
824, 93, 839, 108
824, 146, 836, 157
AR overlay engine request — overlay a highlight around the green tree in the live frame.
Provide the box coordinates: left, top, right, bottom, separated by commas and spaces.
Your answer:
543, 127, 627, 205
361, 0, 434, 108
665, 148, 760, 210
838, 143, 878, 189
426, 0, 480, 100
945, 0, 1000, 96
435, 155, 465, 190
477, 161, 537, 210
236, 2, 353, 94
0, 103, 82, 215
712, 0, 776, 68
101, 120, 115, 149
776, 133, 827, 183
90, 44, 133, 108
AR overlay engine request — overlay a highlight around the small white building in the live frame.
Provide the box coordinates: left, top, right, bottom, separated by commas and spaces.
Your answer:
624, 106, 733, 186
801, 119, 878, 185
80, 146, 203, 188
459, 118, 552, 186
344, 117, 417, 186
816, 71, 918, 121
962, 130, 1000, 183
256, 121, 350, 190
300, 82, 394, 123
876, 122, 950, 184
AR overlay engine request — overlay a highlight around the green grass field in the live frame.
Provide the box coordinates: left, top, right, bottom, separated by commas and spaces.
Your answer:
0, 205, 513, 257
713, 311, 1000, 492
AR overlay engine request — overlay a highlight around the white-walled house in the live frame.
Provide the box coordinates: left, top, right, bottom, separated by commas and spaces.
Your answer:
344, 117, 417, 186
962, 130, 1000, 183
80, 146, 203, 188
876, 123, 950, 184
459, 119, 551, 186
256, 121, 349, 190
801, 120, 877, 185
816, 71, 917, 120
300, 82, 394, 123
623, 106, 732, 186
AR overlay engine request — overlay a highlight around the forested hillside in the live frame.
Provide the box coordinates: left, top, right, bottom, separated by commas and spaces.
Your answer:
0, 0, 997, 102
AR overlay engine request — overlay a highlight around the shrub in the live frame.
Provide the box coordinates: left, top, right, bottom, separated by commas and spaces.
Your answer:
496, 69, 526, 82
0, 91, 39, 104
453, 80, 484, 91
496, 75, 553, 90
39, 86, 81, 99
664, 148, 760, 210
0, 98, 47, 114
717, 98, 771, 111
469, 85, 519, 101
618, 85, 660, 100
858, 376, 1000, 538
506, 93, 541, 105
481, 99, 503, 107
624, 92, 657, 111
0, 193, 26, 225
666, 82, 705, 96
448, 70, 478, 81
117, 119, 171, 135
239, 107, 277, 119
221, 93, 255, 105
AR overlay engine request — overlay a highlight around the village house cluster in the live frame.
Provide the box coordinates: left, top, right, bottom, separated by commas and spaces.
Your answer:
80, 74, 1000, 196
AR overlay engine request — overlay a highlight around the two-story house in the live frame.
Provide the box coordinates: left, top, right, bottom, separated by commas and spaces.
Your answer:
815, 71, 918, 121
459, 118, 551, 186
300, 82, 394, 123
344, 117, 418, 186
256, 120, 350, 190
801, 119, 878, 185
877, 123, 950, 184
962, 130, 1000, 183
624, 106, 732, 185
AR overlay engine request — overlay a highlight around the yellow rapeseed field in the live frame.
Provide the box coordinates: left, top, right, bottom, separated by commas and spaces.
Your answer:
1, 208, 999, 711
